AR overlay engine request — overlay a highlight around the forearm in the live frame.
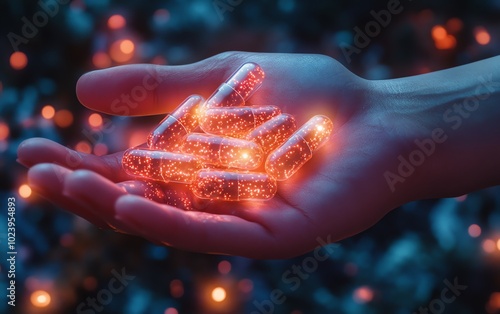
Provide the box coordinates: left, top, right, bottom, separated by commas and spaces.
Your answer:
374, 56, 500, 199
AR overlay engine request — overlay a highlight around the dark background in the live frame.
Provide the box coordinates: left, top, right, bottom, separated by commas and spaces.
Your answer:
1, 0, 500, 313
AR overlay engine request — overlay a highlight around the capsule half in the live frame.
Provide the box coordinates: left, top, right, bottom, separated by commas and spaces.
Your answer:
192, 170, 277, 201
122, 148, 202, 183
181, 133, 264, 170
246, 113, 297, 153
265, 115, 333, 180
199, 105, 281, 138
147, 95, 204, 151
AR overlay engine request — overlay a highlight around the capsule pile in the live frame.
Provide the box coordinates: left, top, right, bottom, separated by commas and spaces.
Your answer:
122, 63, 333, 201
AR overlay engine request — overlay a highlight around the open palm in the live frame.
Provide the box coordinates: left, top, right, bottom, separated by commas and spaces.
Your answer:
18, 52, 414, 258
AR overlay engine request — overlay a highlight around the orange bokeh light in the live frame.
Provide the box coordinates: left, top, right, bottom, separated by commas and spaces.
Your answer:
92, 52, 112, 69
108, 14, 126, 29
10, 51, 28, 70
446, 18, 463, 33
475, 27, 491, 45
170, 279, 184, 298
88, 113, 103, 128
435, 35, 456, 50
164, 308, 178, 314
110, 39, 135, 63
483, 239, 496, 253
211, 287, 226, 302
54, 110, 74, 128
353, 286, 374, 303
19, 184, 32, 198
41, 105, 55, 120
75, 141, 92, 154
0, 122, 10, 141
30, 290, 51, 308
431, 25, 447, 41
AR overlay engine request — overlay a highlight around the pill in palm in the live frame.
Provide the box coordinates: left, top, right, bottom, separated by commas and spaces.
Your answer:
246, 113, 297, 153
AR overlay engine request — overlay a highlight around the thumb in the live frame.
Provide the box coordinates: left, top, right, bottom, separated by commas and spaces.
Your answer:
76, 52, 252, 116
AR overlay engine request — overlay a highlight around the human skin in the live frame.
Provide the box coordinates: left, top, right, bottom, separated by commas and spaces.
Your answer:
17, 52, 500, 259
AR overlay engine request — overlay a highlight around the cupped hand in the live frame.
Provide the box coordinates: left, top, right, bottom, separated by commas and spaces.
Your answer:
18, 52, 415, 258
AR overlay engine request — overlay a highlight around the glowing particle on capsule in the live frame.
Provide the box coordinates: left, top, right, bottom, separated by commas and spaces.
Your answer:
265, 115, 333, 180
122, 148, 202, 183
182, 133, 264, 170
204, 63, 265, 109
246, 113, 297, 153
191, 170, 277, 201
199, 105, 281, 137
148, 95, 204, 151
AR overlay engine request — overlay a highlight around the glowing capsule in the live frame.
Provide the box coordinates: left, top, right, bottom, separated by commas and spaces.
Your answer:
147, 95, 204, 151
122, 148, 202, 183
204, 63, 265, 108
246, 113, 297, 153
191, 170, 277, 201
265, 115, 333, 180
181, 133, 263, 170
199, 105, 281, 137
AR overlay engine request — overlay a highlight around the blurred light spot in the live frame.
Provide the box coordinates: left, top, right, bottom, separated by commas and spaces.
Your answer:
353, 286, 374, 303
497, 239, 500, 251
19, 184, 32, 198
110, 39, 135, 63
75, 141, 92, 154
170, 279, 184, 298
455, 194, 467, 202
120, 39, 135, 54
54, 110, 74, 128
93, 143, 108, 156
88, 113, 103, 128
431, 25, 447, 40
218, 260, 231, 274
31, 290, 51, 307
475, 27, 491, 45
483, 239, 496, 253
164, 308, 178, 314
237, 279, 253, 293
0, 122, 10, 141
83, 276, 97, 290
487, 292, 500, 313
446, 18, 463, 33
108, 14, 126, 29
152, 55, 167, 65
435, 35, 456, 50
211, 287, 226, 302
41, 105, 55, 120
92, 52, 111, 69
10, 51, 28, 70
468, 224, 481, 238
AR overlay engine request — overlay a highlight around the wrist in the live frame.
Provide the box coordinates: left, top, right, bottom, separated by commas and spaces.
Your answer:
372, 58, 500, 200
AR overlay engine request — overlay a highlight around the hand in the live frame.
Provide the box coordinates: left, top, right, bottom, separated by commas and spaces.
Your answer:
18, 51, 419, 258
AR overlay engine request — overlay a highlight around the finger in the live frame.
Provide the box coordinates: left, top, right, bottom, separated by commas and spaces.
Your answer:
27, 163, 112, 230
114, 195, 279, 258
76, 52, 252, 116
18, 138, 129, 182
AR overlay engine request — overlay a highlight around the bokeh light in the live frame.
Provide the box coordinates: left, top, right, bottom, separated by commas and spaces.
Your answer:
54, 110, 74, 128
170, 279, 184, 298
468, 224, 482, 238
164, 308, 178, 314
41, 105, 56, 120
92, 52, 112, 69
19, 184, 32, 198
353, 286, 374, 303
0, 122, 10, 141
475, 27, 491, 45
110, 39, 135, 63
483, 239, 496, 253
218, 260, 231, 274
75, 141, 92, 153
93, 143, 108, 156
431, 25, 447, 40
30, 290, 51, 307
88, 113, 103, 128
211, 287, 226, 302
10, 51, 28, 70
108, 14, 126, 29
